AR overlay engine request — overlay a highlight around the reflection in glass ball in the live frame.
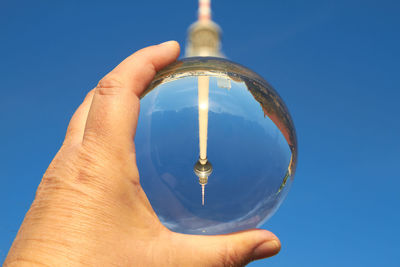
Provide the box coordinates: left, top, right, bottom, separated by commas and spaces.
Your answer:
135, 57, 297, 235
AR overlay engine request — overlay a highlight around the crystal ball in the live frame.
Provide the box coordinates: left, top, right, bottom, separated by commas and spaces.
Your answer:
135, 57, 297, 235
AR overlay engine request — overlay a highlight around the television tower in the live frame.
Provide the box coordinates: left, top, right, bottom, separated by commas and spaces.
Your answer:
187, 0, 222, 206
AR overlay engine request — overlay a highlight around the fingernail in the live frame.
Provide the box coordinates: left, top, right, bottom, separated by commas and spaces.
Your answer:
158, 40, 177, 46
252, 240, 281, 259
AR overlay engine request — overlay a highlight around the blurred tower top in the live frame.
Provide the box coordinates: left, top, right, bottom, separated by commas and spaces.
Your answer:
186, 0, 223, 57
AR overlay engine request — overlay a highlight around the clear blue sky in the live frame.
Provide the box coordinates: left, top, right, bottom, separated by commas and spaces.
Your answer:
1, 0, 399, 266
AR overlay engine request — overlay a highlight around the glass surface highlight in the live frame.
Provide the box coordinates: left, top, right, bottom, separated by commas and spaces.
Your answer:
135, 57, 297, 235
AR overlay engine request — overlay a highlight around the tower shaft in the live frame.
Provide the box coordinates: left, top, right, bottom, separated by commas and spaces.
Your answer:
198, 0, 211, 21
198, 76, 209, 163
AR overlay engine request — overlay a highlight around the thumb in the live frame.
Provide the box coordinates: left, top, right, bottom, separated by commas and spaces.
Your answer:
177, 229, 281, 267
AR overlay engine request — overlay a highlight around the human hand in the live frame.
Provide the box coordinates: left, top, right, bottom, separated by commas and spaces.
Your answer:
5, 41, 280, 267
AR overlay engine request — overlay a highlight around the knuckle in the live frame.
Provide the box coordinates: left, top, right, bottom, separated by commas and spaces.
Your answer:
96, 75, 124, 95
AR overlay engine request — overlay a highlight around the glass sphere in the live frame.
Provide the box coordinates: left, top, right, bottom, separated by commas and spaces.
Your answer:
135, 57, 297, 235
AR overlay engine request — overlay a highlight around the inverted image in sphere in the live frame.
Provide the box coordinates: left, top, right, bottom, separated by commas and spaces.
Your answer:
135, 57, 297, 235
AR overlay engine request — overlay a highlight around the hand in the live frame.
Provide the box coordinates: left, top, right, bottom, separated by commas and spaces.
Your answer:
5, 41, 280, 267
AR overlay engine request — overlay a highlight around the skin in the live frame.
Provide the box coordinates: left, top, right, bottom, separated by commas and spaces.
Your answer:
4, 41, 281, 267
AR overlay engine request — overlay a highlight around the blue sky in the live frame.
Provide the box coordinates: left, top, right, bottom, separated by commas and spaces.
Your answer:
1, 0, 399, 266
